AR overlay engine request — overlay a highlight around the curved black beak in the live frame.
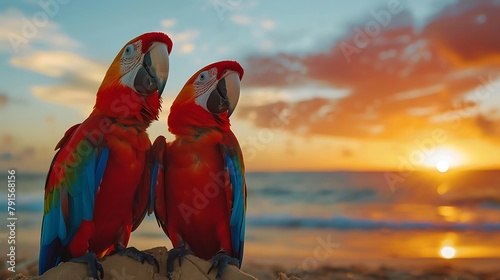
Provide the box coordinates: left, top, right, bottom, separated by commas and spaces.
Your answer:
134, 42, 169, 96
206, 71, 241, 117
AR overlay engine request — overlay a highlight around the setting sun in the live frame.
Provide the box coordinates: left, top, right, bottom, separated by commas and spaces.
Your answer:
440, 246, 456, 259
436, 160, 449, 173
423, 147, 463, 171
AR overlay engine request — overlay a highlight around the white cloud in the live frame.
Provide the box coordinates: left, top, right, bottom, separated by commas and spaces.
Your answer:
393, 85, 443, 100
260, 39, 273, 51
1, 8, 103, 115
10, 50, 106, 82
11, 50, 107, 115
161, 19, 177, 28
239, 87, 289, 107
167, 29, 199, 43
260, 20, 275, 30
180, 43, 195, 54
32, 85, 96, 115
231, 14, 252, 25
240, 85, 350, 107
161, 26, 199, 56
230, 15, 275, 30
216, 46, 229, 53
160, 17, 199, 44
0, 8, 79, 53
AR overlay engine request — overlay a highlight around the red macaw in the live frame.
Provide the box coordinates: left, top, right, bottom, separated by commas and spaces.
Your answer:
39, 32, 173, 279
153, 61, 246, 279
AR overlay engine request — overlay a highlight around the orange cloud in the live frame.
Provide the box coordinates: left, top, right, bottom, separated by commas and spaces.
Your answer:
0, 93, 7, 107
239, 0, 500, 142
424, 0, 500, 66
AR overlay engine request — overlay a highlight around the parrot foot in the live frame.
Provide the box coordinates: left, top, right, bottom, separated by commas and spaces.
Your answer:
112, 243, 160, 272
166, 245, 193, 279
208, 251, 240, 280
69, 252, 104, 280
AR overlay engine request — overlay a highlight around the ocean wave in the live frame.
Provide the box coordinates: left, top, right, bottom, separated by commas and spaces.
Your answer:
247, 187, 377, 204
246, 215, 500, 231
0, 193, 44, 212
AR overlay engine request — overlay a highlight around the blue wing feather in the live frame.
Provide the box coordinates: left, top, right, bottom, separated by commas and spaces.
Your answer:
39, 137, 109, 274
95, 147, 109, 190
149, 136, 165, 216
221, 133, 246, 267
150, 160, 160, 212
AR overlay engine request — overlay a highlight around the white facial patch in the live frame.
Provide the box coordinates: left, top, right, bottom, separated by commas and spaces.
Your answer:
194, 68, 218, 98
121, 62, 143, 92
194, 68, 218, 110
120, 40, 142, 74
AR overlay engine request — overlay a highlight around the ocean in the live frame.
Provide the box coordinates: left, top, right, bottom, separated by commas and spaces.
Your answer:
1, 170, 500, 273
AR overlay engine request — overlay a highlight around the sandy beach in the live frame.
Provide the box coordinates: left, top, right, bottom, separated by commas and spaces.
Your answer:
6, 261, 500, 280
4, 248, 500, 280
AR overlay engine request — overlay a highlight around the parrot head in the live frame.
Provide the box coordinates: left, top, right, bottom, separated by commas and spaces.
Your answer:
94, 32, 173, 124
169, 60, 244, 135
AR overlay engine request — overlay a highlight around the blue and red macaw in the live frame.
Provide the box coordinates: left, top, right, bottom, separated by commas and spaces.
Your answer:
153, 60, 246, 279
39, 32, 172, 279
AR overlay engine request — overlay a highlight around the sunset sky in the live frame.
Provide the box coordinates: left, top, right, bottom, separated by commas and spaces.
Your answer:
1, 0, 500, 172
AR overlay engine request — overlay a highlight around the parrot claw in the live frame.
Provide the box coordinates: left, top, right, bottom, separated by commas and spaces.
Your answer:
208, 251, 240, 280
69, 252, 104, 280
166, 245, 193, 279
112, 244, 160, 272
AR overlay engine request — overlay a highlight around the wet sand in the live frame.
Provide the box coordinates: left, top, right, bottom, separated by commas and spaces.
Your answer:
4, 253, 500, 280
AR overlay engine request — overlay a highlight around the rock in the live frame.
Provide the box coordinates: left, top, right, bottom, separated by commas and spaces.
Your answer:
276, 272, 302, 280
30, 247, 257, 280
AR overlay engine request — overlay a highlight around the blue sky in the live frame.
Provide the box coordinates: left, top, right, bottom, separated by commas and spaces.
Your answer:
1, 0, 500, 172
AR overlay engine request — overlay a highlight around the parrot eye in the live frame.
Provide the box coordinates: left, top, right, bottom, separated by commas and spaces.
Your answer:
197, 71, 209, 83
123, 43, 136, 59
